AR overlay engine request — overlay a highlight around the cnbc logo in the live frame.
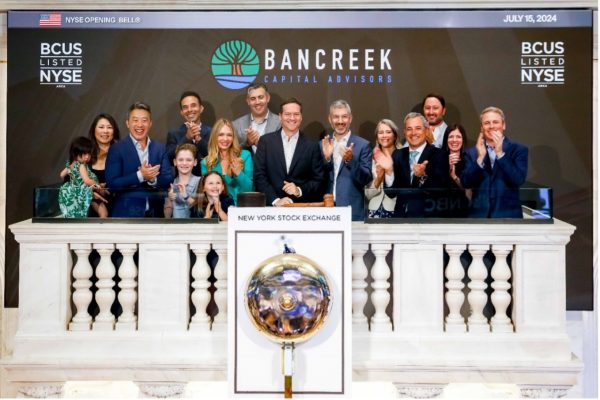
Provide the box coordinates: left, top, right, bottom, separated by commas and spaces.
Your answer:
211, 40, 259, 90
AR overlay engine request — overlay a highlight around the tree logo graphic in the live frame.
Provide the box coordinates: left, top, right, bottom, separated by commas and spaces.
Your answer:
211, 40, 259, 90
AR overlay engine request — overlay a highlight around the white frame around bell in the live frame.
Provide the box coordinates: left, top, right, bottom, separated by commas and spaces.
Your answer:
227, 207, 352, 397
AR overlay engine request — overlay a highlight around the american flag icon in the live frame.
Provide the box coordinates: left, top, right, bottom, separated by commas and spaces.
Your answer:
39, 13, 62, 27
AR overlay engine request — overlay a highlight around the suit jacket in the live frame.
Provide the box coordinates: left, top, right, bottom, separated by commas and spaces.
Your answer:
106, 137, 174, 218
233, 112, 281, 153
388, 144, 446, 217
461, 136, 528, 218
254, 130, 325, 205
322, 133, 373, 221
166, 123, 211, 176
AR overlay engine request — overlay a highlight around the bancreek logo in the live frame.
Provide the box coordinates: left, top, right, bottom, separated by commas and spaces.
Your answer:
211, 40, 259, 90
210, 39, 393, 88
520, 41, 565, 87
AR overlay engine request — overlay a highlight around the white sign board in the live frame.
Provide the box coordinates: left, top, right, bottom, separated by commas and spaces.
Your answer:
228, 207, 352, 397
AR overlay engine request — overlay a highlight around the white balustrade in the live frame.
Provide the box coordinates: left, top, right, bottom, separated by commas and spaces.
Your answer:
212, 244, 228, 329
351, 244, 369, 330
444, 244, 466, 332
369, 243, 392, 332
466, 244, 490, 333
92, 243, 116, 330
189, 243, 212, 331
490, 244, 514, 333
116, 243, 137, 331
68, 243, 93, 331
6, 219, 581, 397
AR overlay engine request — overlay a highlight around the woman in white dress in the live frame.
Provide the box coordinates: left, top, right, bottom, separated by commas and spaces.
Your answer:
366, 119, 402, 218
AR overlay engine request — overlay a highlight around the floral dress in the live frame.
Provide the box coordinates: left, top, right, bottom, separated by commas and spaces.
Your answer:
58, 161, 98, 218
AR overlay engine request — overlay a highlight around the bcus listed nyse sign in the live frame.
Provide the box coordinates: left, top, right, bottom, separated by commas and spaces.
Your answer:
39, 42, 83, 87
521, 41, 565, 87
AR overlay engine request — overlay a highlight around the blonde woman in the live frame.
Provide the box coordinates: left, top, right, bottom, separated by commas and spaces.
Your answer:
200, 118, 253, 204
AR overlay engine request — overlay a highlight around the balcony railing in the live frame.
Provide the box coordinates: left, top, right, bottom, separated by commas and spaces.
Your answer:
3, 216, 581, 398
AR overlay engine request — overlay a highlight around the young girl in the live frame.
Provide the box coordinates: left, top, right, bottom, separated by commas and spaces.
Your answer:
164, 144, 201, 218
194, 171, 234, 221
58, 136, 108, 218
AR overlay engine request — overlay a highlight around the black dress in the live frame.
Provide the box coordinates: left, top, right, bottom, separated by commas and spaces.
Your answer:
440, 152, 470, 218
90, 167, 113, 216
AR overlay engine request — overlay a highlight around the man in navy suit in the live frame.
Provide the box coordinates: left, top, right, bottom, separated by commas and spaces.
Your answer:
233, 83, 281, 154
461, 106, 528, 218
106, 102, 173, 218
254, 98, 325, 206
321, 100, 372, 221
166, 91, 211, 175
376, 112, 446, 217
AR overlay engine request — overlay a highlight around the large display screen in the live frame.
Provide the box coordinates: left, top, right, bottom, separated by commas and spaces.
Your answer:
6, 10, 593, 309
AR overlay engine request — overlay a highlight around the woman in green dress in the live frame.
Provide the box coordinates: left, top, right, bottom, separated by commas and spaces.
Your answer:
200, 118, 253, 204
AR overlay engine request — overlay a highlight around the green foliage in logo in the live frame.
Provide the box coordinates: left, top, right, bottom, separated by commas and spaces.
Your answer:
212, 40, 260, 77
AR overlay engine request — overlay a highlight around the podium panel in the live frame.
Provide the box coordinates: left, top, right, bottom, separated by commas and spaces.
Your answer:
228, 207, 352, 397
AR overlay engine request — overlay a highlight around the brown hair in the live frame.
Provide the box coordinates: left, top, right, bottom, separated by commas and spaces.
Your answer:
195, 171, 231, 214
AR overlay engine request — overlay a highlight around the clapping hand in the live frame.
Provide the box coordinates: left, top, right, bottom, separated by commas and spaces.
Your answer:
231, 157, 244, 176
246, 128, 260, 147
490, 130, 505, 156
185, 121, 201, 143
476, 132, 486, 164
322, 136, 334, 161
341, 142, 354, 162
373, 147, 393, 173
413, 160, 429, 178
139, 161, 160, 182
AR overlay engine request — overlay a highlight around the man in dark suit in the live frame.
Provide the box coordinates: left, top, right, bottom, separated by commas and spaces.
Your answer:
375, 112, 446, 217
461, 106, 528, 218
254, 98, 325, 206
166, 91, 211, 175
321, 100, 372, 221
233, 83, 281, 155
106, 102, 173, 218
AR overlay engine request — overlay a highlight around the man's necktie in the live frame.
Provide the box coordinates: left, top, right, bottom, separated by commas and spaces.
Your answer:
409, 150, 418, 180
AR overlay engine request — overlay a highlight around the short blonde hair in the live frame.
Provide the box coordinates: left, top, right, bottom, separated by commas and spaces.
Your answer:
480, 106, 505, 122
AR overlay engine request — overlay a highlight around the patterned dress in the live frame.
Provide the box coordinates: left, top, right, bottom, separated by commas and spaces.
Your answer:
58, 161, 98, 218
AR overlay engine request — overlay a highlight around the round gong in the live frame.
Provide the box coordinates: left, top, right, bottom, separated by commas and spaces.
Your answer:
245, 253, 332, 343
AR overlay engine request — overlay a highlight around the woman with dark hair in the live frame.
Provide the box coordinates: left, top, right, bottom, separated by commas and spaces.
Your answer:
87, 113, 120, 215
441, 123, 470, 217
87, 113, 120, 183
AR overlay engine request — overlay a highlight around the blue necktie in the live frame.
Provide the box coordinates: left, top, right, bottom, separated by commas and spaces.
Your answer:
486, 145, 497, 167
409, 151, 418, 180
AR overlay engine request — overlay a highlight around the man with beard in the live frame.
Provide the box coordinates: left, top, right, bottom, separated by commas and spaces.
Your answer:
321, 100, 372, 220
233, 83, 281, 155
422, 93, 448, 149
